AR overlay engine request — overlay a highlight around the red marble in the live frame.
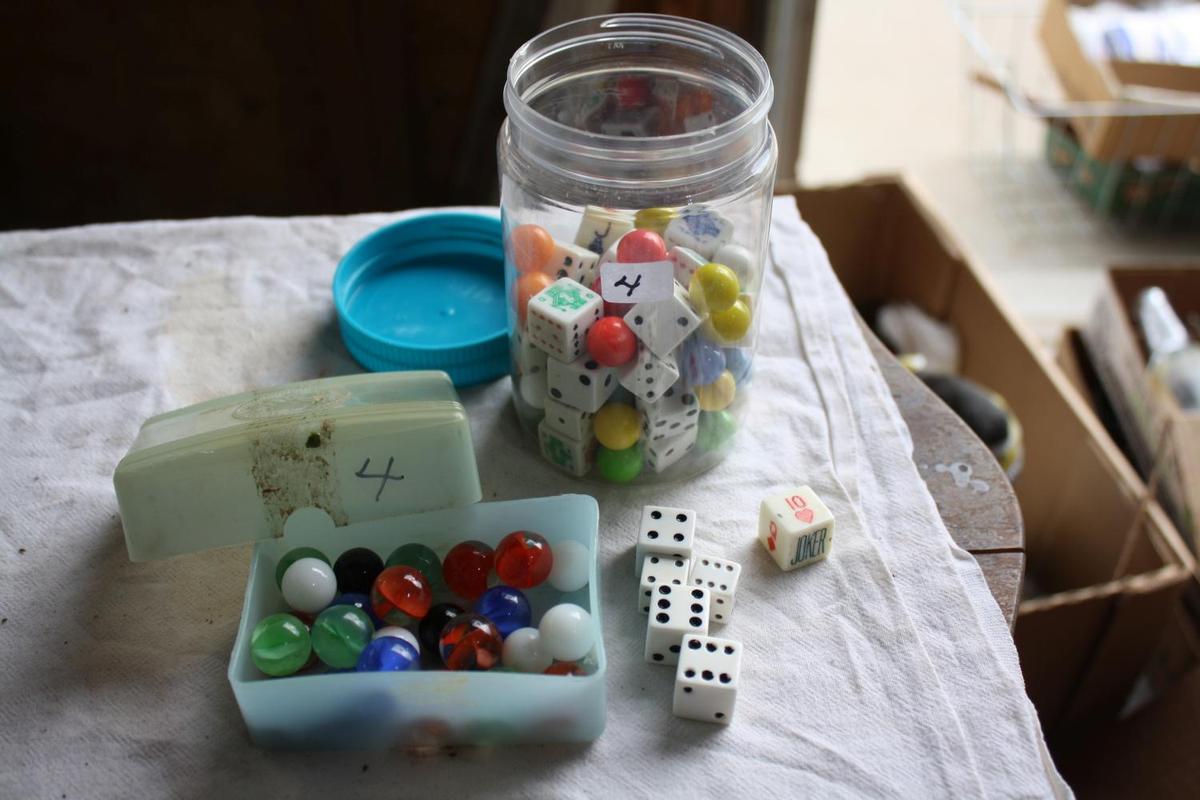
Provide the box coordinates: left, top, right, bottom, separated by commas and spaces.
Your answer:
439, 613, 502, 671
442, 540, 495, 601
494, 530, 554, 590
370, 565, 432, 626
616, 229, 667, 264
586, 317, 637, 367
544, 661, 586, 676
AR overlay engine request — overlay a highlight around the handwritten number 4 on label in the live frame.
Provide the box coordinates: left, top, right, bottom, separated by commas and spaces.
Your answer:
355, 456, 404, 501
614, 274, 642, 298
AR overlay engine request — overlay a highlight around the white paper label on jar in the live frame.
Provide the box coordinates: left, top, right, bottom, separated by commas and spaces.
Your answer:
599, 260, 674, 304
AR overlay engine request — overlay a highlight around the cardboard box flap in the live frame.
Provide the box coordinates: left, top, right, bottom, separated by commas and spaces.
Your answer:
1108, 267, 1200, 363
1084, 266, 1200, 549
1040, 0, 1123, 102
793, 178, 964, 318
1111, 59, 1200, 94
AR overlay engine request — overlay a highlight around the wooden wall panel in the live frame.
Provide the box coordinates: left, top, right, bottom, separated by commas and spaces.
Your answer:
0, 1, 765, 230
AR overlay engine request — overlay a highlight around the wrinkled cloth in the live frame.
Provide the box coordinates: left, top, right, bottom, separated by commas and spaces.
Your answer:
0, 199, 1068, 798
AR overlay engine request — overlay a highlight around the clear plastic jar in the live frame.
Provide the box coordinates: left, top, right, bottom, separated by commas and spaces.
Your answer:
499, 14, 776, 483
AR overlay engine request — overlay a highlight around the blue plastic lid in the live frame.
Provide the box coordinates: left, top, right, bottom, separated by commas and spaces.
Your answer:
333, 210, 508, 387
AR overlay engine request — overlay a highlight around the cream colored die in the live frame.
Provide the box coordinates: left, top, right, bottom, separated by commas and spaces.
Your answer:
758, 486, 834, 571
574, 206, 634, 256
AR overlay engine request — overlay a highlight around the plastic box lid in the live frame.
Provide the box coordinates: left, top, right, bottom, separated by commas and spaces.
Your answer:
113, 371, 482, 561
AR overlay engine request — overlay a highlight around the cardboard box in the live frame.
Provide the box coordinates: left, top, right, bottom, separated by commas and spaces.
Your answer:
1056, 326, 1200, 694
1040, 0, 1200, 163
793, 178, 1195, 734
1053, 668, 1200, 798
1044, 122, 1200, 227
1082, 267, 1200, 552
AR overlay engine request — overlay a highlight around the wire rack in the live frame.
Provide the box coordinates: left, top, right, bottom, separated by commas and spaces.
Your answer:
951, 0, 1200, 231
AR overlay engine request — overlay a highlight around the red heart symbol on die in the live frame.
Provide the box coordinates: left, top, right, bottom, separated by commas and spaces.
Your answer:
767, 521, 778, 551
796, 508, 814, 524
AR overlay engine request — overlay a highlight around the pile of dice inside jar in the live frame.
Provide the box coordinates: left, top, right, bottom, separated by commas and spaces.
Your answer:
248, 532, 595, 678
511, 204, 755, 481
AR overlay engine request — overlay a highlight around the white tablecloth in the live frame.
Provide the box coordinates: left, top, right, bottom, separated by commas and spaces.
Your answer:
0, 199, 1068, 798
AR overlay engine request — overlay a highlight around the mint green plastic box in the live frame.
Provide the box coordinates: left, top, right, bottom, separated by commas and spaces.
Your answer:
114, 371, 605, 749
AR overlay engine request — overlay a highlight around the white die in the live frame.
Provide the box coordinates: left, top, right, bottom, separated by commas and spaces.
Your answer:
618, 341, 679, 403
712, 242, 757, 288
664, 207, 733, 259
547, 352, 618, 413
545, 241, 600, 287
542, 395, 594, 441
645, 426, 697, 474
598, 238, 621, 270
645, 584, 709, 665
526, 278, 603, 361
635, 505, 696, 576
638, 554, 690, 614
624, 281, 703, 359
517, 332, 547, 377
689, 556, 741, 624
670, 246, 707, 287
673, 634, 742, 724
638, 381, 700, 443
517, 370, 546, 410
574, 206, 634, 256
538, 419, 593, 477
758, 486, 835, 571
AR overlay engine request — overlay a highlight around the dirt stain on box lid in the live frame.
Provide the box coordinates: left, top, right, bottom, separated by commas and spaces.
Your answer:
250, 417, 348, 532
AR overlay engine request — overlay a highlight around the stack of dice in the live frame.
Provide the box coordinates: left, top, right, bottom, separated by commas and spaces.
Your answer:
510, 204, 757, 481
630, 489, 837, 725
634, 504, 745, 725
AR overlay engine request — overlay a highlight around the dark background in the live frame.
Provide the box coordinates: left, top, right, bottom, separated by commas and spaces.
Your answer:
0, 1, 765, 231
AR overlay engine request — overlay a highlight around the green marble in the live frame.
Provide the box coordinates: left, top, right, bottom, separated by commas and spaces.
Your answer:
311, 604, 373, 669
275, 546, 330, 589
696, 410, 737, 452
250, 613, 312, 677
596, 443, 643, 483
385, 542, 443, 587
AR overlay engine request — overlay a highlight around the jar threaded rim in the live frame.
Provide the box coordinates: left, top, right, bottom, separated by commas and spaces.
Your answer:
503, 14, 774, 188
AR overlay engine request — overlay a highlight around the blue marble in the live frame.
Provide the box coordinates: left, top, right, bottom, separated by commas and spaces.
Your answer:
355, 636, 420, 672
473, 585, 532, 638
723, 347, 753, 384
679, 336, 726, 387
